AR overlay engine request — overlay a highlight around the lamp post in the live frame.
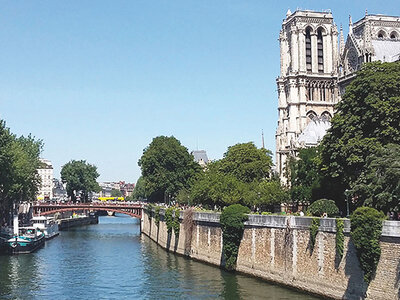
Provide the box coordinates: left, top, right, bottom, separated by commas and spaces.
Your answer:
344, 189, 351, 218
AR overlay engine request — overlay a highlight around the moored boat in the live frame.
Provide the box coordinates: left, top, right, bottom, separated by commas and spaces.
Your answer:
32, 216, 59, 240
6, 227, 45, 254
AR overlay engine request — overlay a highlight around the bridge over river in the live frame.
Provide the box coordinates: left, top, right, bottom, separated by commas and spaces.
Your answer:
33, 202, 143, 218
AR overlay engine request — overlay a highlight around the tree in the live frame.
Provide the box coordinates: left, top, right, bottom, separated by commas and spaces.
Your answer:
190, 167, 245, 208
110, 188, 123, 197
61, 160, 100, 202
352, 144, 400, 214
0, 120, 42, 224
288, 147, 322, 203
189, 143, 285, 210
138, 136, 201, 202
219, 142, 273, 183
320, 61, 400, 208
132, 176, 146, 201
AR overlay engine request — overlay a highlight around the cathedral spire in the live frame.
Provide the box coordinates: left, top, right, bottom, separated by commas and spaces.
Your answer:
349, 15, 353, 34
340, 24, 345, 56
261, 130, 265, 149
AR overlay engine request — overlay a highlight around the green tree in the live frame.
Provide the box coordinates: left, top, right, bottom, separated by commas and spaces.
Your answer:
352, 144, 400, 214
132, 176, 146, 201
288, 147, 322, 203
251, 179, 288, 211
61, 160, 100, 202
219, 142, 273, 183
190, 167, 245, 208
189, 143, 285, 210
0, 120, 42, 223
320, 61, 400, 208
110, 188, 123, 197
138, 136, 201, 202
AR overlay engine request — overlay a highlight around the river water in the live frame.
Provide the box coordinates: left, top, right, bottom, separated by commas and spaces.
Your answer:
0, 214, 320, 299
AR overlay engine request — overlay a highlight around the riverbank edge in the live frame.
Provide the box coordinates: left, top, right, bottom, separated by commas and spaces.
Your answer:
141, 208, 400, 300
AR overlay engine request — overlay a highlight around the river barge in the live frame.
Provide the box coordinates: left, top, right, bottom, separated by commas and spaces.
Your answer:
32, 216, 59, 240
6, 227, 45, 254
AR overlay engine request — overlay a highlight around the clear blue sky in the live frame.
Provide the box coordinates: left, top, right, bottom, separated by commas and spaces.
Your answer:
0, 1, 398, 183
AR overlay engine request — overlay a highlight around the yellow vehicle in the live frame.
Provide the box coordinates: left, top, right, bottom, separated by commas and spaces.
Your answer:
98, 197, 125, 202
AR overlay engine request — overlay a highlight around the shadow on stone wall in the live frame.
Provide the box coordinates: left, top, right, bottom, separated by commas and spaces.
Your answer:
343, 238, 367, 299
166, 231, 172, 250
334, 250, 342, 270
396, 258, 400, 299
183, 209, 195, 256
174, 232, 179, 252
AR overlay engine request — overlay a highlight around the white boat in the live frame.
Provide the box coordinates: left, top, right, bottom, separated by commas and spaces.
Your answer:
32, 216, 59, 240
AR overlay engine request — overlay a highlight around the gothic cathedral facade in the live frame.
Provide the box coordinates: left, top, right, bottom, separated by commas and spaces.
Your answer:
275, 9, 400, 182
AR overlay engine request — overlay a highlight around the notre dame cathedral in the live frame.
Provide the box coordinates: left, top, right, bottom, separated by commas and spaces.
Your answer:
275, 9, 400, 181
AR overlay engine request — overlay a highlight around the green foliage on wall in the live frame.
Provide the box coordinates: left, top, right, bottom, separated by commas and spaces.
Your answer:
220, 204, 250, 271
154, 206, 160, 226
350, 207, 385, 283
307, 199, 339, 217
335, 218, 344, 260
309, 218, 319, 251
165, 207, 180, 236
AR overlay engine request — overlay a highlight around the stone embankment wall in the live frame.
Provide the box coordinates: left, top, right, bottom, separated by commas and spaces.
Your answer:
141, 209, 400, 300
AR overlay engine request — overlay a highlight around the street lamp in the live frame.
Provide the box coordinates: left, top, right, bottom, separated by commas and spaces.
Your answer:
344, 189, 352, 218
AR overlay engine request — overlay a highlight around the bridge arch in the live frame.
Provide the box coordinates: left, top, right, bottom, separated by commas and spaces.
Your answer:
34, 204, 143, 219
38, 207, 141, 218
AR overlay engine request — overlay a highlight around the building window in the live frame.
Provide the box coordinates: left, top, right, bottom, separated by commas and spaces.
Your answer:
307, 86, 313, 101
377, 30, 386, 39
305, 28, 312, 72
317, 29, 324, 73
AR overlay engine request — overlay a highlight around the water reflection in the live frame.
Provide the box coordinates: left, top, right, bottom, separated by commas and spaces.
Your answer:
0, 253, 42, 299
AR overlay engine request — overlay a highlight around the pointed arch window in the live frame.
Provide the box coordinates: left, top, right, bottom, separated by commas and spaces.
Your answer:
317, 29, 324, 73
305, 28, 312, 72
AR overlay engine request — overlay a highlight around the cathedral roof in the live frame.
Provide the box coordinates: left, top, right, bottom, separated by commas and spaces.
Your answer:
297, 119, 331, 147
191, 150, 209, 164
371, 40, 400, 62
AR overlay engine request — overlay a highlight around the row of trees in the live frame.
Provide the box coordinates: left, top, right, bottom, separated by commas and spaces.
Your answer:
136, 136, 286, 210
0, 120, 43, 223
289, 61, 400, 214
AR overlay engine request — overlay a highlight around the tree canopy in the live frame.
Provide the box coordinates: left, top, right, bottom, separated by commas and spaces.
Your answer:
288, 147, 322, 203
352, 144, 400, 213
61, 160, 100, 202
189, 142, 285, 210
320, 61, 400, 210
131, 176, 146, 201
219, 142, 273, 183
138, 136, 201, 202
0, 120, 42, 223
110, 188, 123, 197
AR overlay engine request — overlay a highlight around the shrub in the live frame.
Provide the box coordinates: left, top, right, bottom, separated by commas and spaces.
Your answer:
220, 204, 250, 271
307, 199, 339, 217
336, 218, 344, 260
350, 207, 385, 284
165, 207, 180, 236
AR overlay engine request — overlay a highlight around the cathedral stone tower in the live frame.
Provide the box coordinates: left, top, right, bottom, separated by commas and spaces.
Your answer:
275, 10, 339, 182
